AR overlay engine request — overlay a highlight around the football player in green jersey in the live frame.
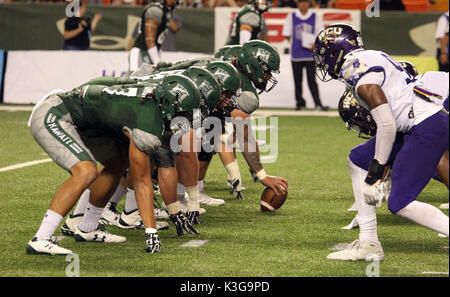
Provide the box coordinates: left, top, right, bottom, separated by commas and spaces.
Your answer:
227, 0, 272, 45
26, 74, 201, 255
129, 0, 178, 71
156, 41, 288, 199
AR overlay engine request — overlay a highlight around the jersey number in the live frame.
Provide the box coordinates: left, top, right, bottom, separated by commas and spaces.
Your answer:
381, 53, 416, 84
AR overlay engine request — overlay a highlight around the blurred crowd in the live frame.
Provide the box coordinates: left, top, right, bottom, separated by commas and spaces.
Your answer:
0, 0, 441, 10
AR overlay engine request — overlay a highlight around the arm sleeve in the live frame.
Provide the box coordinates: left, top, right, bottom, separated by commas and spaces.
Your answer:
239, 30, 252, 45
435, 15, 448, 39
370, 103, 396, 165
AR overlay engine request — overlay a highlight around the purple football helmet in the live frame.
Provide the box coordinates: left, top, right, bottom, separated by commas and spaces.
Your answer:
313, 24, 363, 82
338, 90, 377, 139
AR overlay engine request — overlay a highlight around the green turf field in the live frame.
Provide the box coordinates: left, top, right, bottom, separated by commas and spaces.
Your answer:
0, 110, 448, 277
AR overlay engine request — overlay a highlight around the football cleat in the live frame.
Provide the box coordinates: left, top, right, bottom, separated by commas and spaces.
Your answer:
178, 194, 207, 215
327, 239, 384, 262
156, 221, 169, 231
61, 213, 83, 236
118, 209, 144, 229
347, 202, 357, 212
99, 202, 120, 226
154, 207, 169, 219
199, 192, 225, 206
342, 216, 359, 230
74, 226, 126, 243
26, 237, 73, 255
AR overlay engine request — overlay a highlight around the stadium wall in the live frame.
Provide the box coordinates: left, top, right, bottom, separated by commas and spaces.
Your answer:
0, 4, 442, 108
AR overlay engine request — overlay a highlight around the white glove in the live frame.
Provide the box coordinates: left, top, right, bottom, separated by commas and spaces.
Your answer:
363, 180, 385, 207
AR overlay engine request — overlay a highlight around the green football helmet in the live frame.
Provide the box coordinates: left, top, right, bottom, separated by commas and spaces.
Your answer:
183, 67, 222, 112
206, 61, 241, 96
237, 40, 280, 92
215, 45, 234, 59
222, 45, 242, 61
155, 74, 201, 121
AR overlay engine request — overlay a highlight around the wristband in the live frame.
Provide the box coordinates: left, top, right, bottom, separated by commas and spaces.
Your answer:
364, 159, 385, 185
255, 169, 268, 181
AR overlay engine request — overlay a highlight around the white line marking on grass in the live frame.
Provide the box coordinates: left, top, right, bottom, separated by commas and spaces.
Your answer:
0, 158, 52, 173
422, 271, 449, 275
0, 106, 34, 111
180, 240, 209, 247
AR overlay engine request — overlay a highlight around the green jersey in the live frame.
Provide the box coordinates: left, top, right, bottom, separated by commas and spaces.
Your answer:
58, 79, 165, 154
226, 5, 263, 46
133, 2, 171, 55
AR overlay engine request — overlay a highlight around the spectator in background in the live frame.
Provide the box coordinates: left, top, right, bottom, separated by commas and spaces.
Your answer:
312, 0, 334, 8
282, 0, 327, 111
162, 14, 183, 51
435, 11, 449, 72
278, 0, 296, 7
63, 1, 102, 50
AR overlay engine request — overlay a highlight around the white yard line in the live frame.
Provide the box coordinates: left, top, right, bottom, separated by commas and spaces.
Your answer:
0, 106, 34, 111
422, 271, 449, 275
180, 240, 209, 247
0, 158, 52, 173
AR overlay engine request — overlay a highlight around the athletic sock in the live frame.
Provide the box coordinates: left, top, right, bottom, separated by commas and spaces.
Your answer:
125, 188, 138, 213
109, 184, 127, 204
198, 180, 204, 193
397, 200, 449, 236
225, 160, 242, 191
177, 183, 186, 197
347, 157, 380, 244
73, 189, 90, 216
186, 185, 200, 212
35, 209, 63, 240
78, 202, 103, 233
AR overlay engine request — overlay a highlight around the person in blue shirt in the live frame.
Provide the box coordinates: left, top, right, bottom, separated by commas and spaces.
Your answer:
282, 0, 327, 111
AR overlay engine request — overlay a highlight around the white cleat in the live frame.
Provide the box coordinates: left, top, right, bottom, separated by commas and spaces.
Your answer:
99, 202, 120, 226
438, 233, 448, 238
74, 227, 126, 243
199, 192, 225, 206
118, 209, 144, 229
118, 209, 169, 230
327, 239, 384, 262
439, 203, 449, 210
26, 237, 73, 255
347, 202, 357, 212
156, 221, 169, 231
154, 207, 169, 219
178, 194, 206, 215
61, 213, 83, 236
342, 216, 359, 230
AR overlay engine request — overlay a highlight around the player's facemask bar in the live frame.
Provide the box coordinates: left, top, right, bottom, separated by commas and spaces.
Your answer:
260, 62, 279, 93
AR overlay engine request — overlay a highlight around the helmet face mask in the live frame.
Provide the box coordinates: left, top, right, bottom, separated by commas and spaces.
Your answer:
313, 24, 363, 82
253, 0, 272, 12
338, 90, 377, 139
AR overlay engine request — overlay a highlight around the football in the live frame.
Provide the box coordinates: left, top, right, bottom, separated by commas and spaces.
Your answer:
260, 187, 287, 212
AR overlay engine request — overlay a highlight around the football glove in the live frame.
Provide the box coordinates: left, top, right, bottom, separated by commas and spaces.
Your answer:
170, 212, 199, 236
145, 231, 161, 254
363, 180, 385, 206
187, 211, 200, 225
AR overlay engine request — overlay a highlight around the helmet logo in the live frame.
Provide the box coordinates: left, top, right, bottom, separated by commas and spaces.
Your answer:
169, 83, 189, 104
198, 80, 214, 99
213, 68, 230, 85
318, 27, 343, 43
256, 48, 271, 64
